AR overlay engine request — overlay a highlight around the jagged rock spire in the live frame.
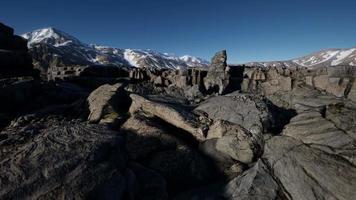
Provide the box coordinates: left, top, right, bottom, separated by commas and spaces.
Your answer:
209, 50, 227, 71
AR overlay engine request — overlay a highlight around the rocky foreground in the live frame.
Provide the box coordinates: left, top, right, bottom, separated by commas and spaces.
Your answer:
1, 22, 356, 200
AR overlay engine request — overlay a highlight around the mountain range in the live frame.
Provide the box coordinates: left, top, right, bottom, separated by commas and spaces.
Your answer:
21, 28, 210, 71
22, 28, 356, 71
244, 47, 356, 69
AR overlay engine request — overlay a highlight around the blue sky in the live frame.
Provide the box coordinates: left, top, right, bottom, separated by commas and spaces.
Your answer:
1, 0, 356, 63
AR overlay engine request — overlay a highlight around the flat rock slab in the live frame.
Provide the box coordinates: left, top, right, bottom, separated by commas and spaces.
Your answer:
283, 111, 356, 165
263, 135, 356, 200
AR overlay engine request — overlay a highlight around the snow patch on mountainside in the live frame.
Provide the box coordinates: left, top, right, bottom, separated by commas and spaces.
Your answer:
124, 49, 140, 67
245, 47, 356, 69
331, 48, 356, 65
22, 27, 84, 47
22, 28, 209, 69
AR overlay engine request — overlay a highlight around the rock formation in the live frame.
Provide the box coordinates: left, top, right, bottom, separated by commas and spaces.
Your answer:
195, 92, 273, 135
0, 22, 38, 78
87, 83, 128, 124
203, 50, 230, 94
129, 93, 206, 141
1, 21, 356, 200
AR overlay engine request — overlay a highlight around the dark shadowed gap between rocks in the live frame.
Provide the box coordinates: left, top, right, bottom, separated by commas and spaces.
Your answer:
265, 99, 297, 134
123, 116, 230, 197
147, 117, 200, 148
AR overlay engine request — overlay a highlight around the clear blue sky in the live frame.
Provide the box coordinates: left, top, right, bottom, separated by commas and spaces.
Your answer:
1, 0, 356, 63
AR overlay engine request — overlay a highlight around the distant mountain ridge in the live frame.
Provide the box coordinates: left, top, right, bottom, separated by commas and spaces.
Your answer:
244, 47, 356, 69
21, 28, 209, 70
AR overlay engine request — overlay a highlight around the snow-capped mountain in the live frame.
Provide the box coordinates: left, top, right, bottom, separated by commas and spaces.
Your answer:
21, 28, 209, 71
22, 28, 85, 47
245, 47, 356, 69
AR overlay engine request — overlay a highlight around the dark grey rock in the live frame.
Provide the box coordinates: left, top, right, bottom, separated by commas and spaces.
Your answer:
0, 118, 128, 199
195, 92, 273, 135
223, 160, 284, 200
204, 50, 230, 94
87, 83, 129, 124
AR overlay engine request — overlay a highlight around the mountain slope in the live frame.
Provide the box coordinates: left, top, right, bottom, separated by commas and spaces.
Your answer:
21, 28, 209, 70
245, 47, 356, 69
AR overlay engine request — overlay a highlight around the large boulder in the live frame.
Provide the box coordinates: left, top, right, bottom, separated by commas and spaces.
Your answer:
201, 120, 264, 164
129, 94, 205, 141
87, 83, 129, 124
223, 160, 284, 200
195, 92, 273, 135
204, 50, 230, 94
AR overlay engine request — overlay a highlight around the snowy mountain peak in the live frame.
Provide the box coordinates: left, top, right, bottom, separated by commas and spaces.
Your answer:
21, 28, 209, 69
22, 27, 84, 47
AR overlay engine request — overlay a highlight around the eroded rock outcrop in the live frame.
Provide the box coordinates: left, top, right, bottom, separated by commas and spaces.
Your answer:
204, 50, 230, 94
0, 22, 38, 78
